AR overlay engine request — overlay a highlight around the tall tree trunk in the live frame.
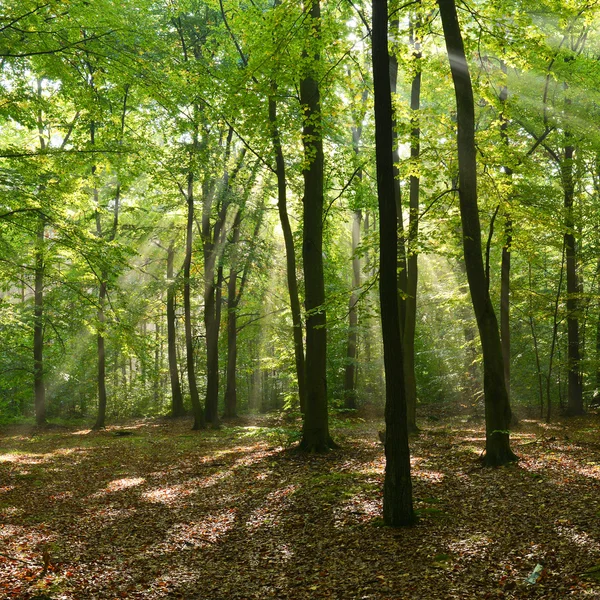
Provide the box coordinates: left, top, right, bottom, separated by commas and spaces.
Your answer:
528, 262, 544, 417
91, 121, 108, 430
343, 208, 361, 409
167, 241, 185, 417
33, 217, 46, 426
594, 256, 600, 406
563, 142, 584, 415
403, 15, 422, 433
269, 89, 306, 414
438, 0, 516, 465
34, 82, 46, 426
343, 91, 367, 409
499, 66, 512, 404
92, 88, 127, 430
298, 0, 335, 452
224, 212, 242, 419
388, 18, 408, 335
372, 0, 414, 526
184, 170, 205, 430
202, 133, 243, 427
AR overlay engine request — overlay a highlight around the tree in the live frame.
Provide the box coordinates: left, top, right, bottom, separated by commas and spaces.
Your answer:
298, 0, 335, 452
438, 0, 517, 466
372, 0, 414, 526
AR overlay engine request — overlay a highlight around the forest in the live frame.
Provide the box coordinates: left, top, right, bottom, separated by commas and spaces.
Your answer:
1, 0, 600, 597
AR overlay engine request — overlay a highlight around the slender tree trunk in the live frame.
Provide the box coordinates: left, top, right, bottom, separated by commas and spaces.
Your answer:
343, 94, 367, 409
372, 0, 414, 526
403, 17, 422, 433
547, 242, 566, 422
594, 257, 600, 406
91, 122, 108, 430
499, 70, 512, 404
184, 170, 205, 430
438, 0, 516, 465
224, 212, 242, 419
94, 278, 108, 429
202, 134, 243, 427
34, 84, 46, 426
167, 241, 185, 417
388, 18, 408, 335
269, 94, 306, 414
298, 0, 335, 452
563, 143, 584, 415
33, 217, 46, 426
92, 89, 127, 430
528, 262, 544, 417
343, 208, 361, 409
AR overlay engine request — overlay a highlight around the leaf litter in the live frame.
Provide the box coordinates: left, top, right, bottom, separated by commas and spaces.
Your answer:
0, 413, 599, 598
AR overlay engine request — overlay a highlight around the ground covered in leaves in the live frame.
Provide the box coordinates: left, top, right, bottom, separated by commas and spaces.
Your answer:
1, 411, 600, 599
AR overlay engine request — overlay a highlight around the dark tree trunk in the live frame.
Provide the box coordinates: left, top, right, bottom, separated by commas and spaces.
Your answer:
438, 0, 516, 466
33, 217, 46, 426
403, 18, 422, 433
269, 94, 307, 414
203, 274, 219, 425
562, 143, 584, 415
298, 0, 335, 452
372, 0, 414, 526
184, 170, 205, 430
202, 133, 243, 427
388, 18, 408, 336
224, 212, 242, 419
167, 241, 185, 417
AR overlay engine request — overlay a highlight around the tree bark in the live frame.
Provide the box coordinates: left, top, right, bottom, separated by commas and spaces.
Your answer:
269, 92, 306, 414
167, 241, 185, 417
184, 169, 205, 430
562, 143, 584, 415
403, 16, 422, 433
224, 211, 242, 419
343, 208, 361, 409
298, 0, 335, 452
33, 217, 46, 426
499, 69, 512, 404
438, 0, 516, 465
372, 0, 414, 526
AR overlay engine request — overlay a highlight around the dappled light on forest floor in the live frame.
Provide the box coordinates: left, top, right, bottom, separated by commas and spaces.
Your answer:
0, 414, 599, 598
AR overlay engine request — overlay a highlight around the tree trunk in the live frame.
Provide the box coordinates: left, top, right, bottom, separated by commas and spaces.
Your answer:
388, 18, 408, 336
94, 277, 108, 429
33, 217, 46, 426
343, 208, 361, 409
562, 143, 584, 415
298, 0, 335, 452
269, 93, 307, 414
372, 0, 414, 526
499, 69, 512, 404
92, 89, 126, 430
224, 211, 242, 419
167, 241, 185, 417
528, 262, 545, 417
403, 17, 422, 433
184, 170, 205, 430
438, 0, 516, 466
594, 257, 600, 406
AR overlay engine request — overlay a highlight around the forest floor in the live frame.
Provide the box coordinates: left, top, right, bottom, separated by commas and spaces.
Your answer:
1, 410, 600, 599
